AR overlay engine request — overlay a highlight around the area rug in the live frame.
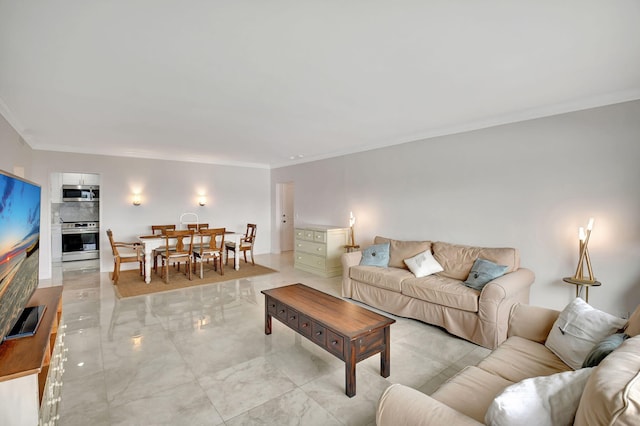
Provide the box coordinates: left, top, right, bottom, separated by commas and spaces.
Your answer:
112, 263, 278, 298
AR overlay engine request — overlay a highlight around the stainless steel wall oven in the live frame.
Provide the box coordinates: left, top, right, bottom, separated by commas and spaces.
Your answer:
61, 222, 100, 261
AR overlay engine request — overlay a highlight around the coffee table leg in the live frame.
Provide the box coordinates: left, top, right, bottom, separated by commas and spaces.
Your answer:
381, 326, 391, 378
346, 344, 356, 397
264, 307, 272, 335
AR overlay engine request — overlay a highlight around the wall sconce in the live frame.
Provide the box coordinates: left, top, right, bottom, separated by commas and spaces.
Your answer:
132, 194, 141, 206
563, 217, 601, 302
198, 196, 206, 206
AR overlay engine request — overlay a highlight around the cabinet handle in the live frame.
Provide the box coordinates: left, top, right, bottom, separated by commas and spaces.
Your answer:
279, 309, 285, 314
289, 315, 296, 320
331, 340, 338, 345
315, 331, 322, 336
269, 304, 276, 308
301, 322, 309, 328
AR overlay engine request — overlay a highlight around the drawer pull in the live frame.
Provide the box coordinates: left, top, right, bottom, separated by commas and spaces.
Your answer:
289, 315, 296, 320
279, 309, 285, 314
301, 322, 309, 328
270, 304, 276, 308
331, 340, 338, 345
315, 331, 322, 336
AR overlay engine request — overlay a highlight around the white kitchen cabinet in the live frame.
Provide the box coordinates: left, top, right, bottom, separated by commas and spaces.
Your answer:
61, 173, 99, 185
49, 173, 62, 203
51, 224, 62, 262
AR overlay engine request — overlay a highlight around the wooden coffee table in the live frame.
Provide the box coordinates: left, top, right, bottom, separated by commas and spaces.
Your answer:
261, 283, 395, 397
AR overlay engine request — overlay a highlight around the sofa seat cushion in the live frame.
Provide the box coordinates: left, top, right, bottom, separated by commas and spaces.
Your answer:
477, 336, 571, 383
432, 241, 520, 280
575, 336, 640, 425
401, 275, 479, 312
431, 366, 514, 423
374, 236, 432, 269
349, 265, 414, 293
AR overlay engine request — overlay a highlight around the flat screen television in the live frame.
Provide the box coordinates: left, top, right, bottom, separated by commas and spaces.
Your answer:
0, 169, 41, 343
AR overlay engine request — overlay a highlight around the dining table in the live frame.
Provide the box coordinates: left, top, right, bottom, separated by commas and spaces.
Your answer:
138, 231, 242, 284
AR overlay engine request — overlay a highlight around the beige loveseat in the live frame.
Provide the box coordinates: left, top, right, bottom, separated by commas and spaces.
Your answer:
342, 237, 535, 349
376, 303, 640, 425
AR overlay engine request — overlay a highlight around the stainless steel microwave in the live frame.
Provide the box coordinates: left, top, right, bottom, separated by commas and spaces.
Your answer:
62, 185, 100, 201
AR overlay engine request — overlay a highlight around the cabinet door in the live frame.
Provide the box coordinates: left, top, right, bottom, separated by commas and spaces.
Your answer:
50, 173, 62, 203
51, 225, 62, 262
82, 173, 100, 185
62, 173, 99, 185
62, 173, 82, 185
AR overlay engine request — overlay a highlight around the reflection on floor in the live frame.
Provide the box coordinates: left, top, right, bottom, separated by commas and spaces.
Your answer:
50, 252, 489, 425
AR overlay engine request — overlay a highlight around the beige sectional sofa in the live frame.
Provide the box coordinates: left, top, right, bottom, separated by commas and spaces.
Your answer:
376, 303, 640, 425
342, 237, 535, 349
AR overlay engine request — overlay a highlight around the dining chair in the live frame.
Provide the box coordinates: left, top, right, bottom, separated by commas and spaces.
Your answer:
151, 224, 176, 272
151, 224, 176, 234
193, 228, 225, 278
186, 223, 209, 252
187, 223, 209, 231
160, 229, 194, 283
106, 229, 143, 284
225, 223, 257, 266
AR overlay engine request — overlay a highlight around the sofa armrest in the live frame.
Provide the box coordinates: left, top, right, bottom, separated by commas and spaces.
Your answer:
377, 384, 483, 426
342, 250, 362, 269
476, 268, 535, 347
341, 251, 362, 298
507, 303, 561, 344
480, 268, 535, 305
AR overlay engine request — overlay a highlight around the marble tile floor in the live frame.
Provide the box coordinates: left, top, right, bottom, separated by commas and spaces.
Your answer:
50, 252, 490, 426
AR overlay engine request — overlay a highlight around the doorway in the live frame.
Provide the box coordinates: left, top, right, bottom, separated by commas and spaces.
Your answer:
276, 182, 294, 252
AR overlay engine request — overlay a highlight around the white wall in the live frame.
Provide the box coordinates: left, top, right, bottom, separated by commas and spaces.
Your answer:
271, 100, 640, 317
31, 152, 271, 279
0, 114, 33, 177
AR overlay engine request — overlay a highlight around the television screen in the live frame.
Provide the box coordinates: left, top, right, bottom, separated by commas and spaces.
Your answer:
0, 169, 41, 343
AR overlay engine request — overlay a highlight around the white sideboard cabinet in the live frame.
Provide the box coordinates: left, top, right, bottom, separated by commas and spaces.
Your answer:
0, 287, 66, 426
294, 225, 349, 277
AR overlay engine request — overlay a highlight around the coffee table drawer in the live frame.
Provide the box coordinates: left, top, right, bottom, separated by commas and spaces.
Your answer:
275, 301, 288, 321
286, 308, 300, 328
266, 297, 277, 315
326, 330, 344, 358
311, 322, 326, 345
298, 314, 312, 338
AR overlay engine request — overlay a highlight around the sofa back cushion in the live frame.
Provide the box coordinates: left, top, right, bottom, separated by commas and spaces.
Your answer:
432, 241, 520, 280
374, 236, 431, 270
574, 336, 640, 425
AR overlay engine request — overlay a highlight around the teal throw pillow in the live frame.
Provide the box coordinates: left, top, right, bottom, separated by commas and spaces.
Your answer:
464, 258, 508, 290
359, 243, 390, 267
582, 333, 629, 368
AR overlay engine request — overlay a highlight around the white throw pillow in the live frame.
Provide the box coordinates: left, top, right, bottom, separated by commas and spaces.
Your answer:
485, 368, 593, 426
545, 297, 626, 370
403, 250, 443, 278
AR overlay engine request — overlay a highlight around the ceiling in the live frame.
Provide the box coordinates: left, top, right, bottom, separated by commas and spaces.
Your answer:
1, 1, 639, 169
